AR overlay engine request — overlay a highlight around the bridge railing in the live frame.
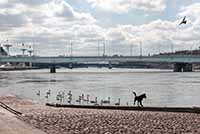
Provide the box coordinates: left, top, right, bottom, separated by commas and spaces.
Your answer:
0, 55, 200, 64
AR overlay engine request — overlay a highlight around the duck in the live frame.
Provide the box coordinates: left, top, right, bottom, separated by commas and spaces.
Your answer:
76, 96, 82, 104
36, 90, 40, 96
61, 92, 65, 99
67, 91, 72, 103
126, 102, 129, 106
82, 94, 89, 104
56, 92, 62, 101
114, 98, 120, 106
67, 90, 72, 96
45, 89, 51, 99
46, 89, 51, 96
81, 94, 84, 100
101, 97, 110, 105
86, 94, 90, 104
90, 97, 97, 104
45, 94, 49, 99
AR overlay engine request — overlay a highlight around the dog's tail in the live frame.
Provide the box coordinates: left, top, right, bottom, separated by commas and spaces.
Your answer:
132, 91, 136, 96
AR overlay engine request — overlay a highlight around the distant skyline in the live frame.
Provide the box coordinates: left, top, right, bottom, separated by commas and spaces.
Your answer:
0, 0, 200, 56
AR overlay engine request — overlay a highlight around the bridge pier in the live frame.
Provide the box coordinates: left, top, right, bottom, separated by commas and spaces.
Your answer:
173, 63, 192, 72
108, 61, 112, 69
183, 63, 193, 72
69, 63, 73, 69
29, 62, 32, 67
26, 62, 32, 67
50, 64, 56, 73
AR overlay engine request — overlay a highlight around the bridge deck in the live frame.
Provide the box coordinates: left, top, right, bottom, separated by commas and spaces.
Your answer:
1, 55, 200, 64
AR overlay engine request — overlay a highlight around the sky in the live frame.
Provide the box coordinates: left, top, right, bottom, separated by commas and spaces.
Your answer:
0, 0, 200, 56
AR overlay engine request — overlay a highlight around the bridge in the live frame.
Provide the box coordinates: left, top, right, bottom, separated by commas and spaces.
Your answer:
0, 55, 200, 73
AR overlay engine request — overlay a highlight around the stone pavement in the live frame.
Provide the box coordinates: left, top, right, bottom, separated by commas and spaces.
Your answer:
0, 107, 46, 134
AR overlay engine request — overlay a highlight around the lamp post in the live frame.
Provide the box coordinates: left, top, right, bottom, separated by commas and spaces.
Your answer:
98, 43, 100, 56
103, 42, 106, 57
139, 41, 142, 57
21, 43, 27, 56
70, 42, 73, 57
28, 45, 33, 56
130, 44, 133, 56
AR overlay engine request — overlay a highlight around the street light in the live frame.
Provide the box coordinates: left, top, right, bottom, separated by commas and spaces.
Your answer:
28, 45, 33, 56
139, 41, 142, 57
70, 42, 73, 57
98, 43, 100, 56
20, 43, 27, 56
130, 44, 133, 56
103, 42, 106, 57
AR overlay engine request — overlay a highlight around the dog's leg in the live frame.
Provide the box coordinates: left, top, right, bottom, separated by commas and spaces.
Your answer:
140, 101, 143, 107
137, 101, 140, 107
133, 99, 136, 106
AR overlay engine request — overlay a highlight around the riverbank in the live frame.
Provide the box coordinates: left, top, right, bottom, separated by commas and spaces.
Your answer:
0, 96, 46, 134
1, 96, 200, 134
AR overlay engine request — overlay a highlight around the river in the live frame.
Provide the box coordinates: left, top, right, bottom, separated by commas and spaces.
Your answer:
0, 68, 200, 107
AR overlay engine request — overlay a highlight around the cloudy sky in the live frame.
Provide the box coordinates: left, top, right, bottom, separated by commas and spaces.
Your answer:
0, 0, 200, 56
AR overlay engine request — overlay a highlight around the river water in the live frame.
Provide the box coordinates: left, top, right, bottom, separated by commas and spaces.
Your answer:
0, 68, 200, 107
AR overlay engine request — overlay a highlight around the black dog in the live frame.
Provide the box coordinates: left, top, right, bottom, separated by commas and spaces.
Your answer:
132, 92, 147, 107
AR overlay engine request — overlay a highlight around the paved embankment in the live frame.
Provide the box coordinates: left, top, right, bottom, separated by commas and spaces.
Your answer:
0, 106, 46, 134
20, 106, 200, 134
1, 96, 200, 134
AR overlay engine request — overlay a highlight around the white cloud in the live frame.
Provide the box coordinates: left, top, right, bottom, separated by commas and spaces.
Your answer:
0, 0, 100, 56
0, 1, 200, 56
0, 0, 8, 4
15, 0, 50, 6
104, 16, 200, 55
86, 0, 168, 14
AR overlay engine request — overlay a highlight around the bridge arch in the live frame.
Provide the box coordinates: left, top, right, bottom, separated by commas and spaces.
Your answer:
173, 63, 193, 72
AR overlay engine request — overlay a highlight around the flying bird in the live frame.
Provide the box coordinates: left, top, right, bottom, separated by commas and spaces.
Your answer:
179, 16, 187, 25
